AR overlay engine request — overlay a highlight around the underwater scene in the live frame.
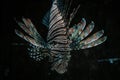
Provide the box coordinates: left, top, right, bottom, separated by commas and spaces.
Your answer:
1, 0, 120, 80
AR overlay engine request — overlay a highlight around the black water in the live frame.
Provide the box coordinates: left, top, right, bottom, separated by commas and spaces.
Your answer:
1, 0, 120, 80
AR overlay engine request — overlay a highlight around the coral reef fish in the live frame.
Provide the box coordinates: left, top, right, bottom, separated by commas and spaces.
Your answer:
15, 0, 107, 74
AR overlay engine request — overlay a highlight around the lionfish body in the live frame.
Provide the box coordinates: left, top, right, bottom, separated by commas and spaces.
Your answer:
15, 0, 107, 74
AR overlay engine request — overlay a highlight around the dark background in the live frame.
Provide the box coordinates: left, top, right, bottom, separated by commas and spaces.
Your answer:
1, 0, 120, 80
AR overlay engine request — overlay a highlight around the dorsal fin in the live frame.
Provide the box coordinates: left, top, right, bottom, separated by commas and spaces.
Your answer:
42, 10, 50, 28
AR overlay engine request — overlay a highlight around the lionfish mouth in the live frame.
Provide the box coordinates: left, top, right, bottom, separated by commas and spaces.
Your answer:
51, 57, 68, 74
49, 44, 71, 74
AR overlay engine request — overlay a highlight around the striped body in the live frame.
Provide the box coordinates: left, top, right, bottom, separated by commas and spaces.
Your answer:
46, 0, 72, 73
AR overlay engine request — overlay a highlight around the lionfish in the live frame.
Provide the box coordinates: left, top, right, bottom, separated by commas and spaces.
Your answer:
15, 0, 107, 74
